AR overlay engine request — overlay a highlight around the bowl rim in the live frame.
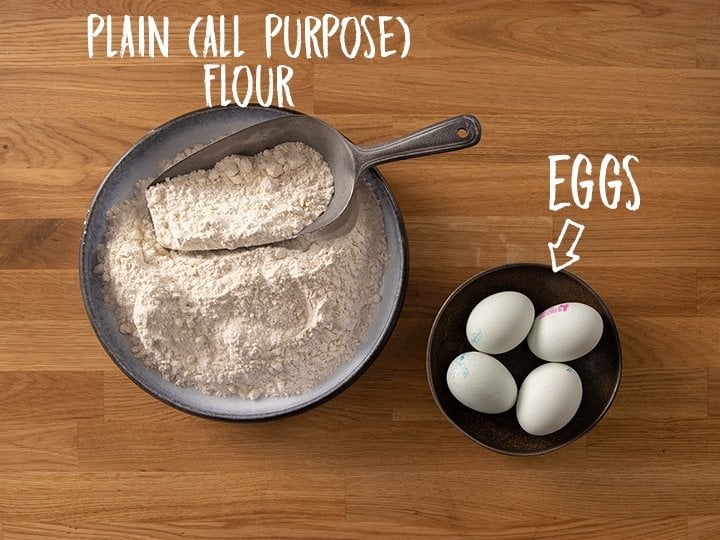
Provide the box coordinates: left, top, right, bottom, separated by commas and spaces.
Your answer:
79, 104, 409, 421
426, 262, 622, 455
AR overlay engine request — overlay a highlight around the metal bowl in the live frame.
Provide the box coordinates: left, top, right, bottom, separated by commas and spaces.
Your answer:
427, 263, 621, 455
80, 105, 408, 420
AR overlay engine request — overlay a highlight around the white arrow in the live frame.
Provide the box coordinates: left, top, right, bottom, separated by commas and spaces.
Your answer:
548, 218, 585, 272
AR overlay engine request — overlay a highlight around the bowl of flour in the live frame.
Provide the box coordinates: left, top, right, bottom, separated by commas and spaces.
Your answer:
80, 105, 408, 420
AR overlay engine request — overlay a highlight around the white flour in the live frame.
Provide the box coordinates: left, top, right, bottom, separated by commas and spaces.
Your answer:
146, 142, 334, 250
96, 155, 388, 400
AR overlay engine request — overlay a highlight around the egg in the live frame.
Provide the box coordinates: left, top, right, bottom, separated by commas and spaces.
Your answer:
526, 302, 603, 362
446, 351, 517, 414
465, 291, 535, 354
516, 363, 583, 436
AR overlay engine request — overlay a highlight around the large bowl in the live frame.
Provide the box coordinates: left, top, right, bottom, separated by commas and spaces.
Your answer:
427, 263, 621, 455
80, 105, 408, 420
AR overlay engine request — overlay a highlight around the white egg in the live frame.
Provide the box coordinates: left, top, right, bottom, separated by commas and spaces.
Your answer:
465, 291, 535, 354
446, 351, 517, 414
526, 302, 603, 362
516, 363, 583, 436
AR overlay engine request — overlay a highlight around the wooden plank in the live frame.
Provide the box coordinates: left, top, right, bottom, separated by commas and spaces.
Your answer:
608, 368, 707, 419
0, 517, 690, 539
587, 418, 720, 468
564, 267, 698, 317
393, 114, 720, 167
0, 321, 108, 371
0, 219, 84, 270
407, 215, 552, 269
315, 62, 720, 117
0, 270, 88, 321
616, 316, 720, 369
0, 168, 105, 219
78, 417, 585, 473
0, 472, 345, 522
0, 422, 78, 472
0, 372, 103, 421
345, 466, 720, 521
558, 216, 720, 267
0, 268, 98, 323
0, 116, 146, 168
382, 162, 548, 218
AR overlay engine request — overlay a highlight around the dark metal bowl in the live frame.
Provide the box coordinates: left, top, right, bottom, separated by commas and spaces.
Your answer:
79, 105, 408, 420
427, 263, 621, 455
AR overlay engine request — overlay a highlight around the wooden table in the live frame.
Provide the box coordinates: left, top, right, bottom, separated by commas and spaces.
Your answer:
1, 1, 718, 537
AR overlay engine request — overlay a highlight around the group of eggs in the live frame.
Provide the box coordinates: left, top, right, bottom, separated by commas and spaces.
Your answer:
446, 291, 604, 436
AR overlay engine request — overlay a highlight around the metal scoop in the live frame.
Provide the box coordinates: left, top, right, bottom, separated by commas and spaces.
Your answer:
147, 113, 481, 246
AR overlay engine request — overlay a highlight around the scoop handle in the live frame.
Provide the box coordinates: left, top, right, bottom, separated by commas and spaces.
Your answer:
354, 114, 481, 173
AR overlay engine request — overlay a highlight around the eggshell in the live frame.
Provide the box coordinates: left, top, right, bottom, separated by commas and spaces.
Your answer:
516, 363, 583, 436
526, 302, 603, 362
446, 351, 518, 414
465, 291, 535, 354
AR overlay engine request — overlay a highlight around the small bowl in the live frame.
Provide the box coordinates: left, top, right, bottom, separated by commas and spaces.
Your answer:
427, 263, 621, 455
80, 105, 408, 421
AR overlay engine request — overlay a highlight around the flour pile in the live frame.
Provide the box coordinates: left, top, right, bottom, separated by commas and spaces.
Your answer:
95, 150, 388, 400
146, 142, 334, 250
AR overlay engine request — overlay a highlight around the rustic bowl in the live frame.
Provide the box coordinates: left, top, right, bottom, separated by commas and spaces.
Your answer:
80, 105, 408, 421
427, 263, 621, 455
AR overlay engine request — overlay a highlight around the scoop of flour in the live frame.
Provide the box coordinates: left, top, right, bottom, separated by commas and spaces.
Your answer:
146, 142, 334, 250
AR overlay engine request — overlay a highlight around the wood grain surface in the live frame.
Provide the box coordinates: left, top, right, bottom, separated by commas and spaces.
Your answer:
1, 0, 719, 538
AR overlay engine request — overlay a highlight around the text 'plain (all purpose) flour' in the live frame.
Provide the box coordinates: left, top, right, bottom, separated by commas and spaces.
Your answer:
95, 143, 388, 400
